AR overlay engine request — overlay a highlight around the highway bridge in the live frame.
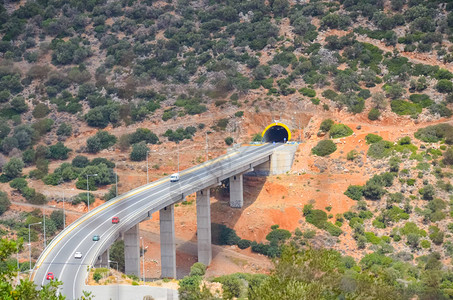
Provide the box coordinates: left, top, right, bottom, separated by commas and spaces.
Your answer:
31, 139, 296, 299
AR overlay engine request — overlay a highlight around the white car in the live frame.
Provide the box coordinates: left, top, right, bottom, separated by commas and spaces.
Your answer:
170, 173, 180, 182
74, 252, 83, 259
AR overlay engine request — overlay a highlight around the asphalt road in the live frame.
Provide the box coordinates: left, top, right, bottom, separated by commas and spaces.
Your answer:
31, 143, 279, 299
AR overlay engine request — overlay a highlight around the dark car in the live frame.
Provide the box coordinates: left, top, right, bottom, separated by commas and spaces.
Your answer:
112, 217, 119, 224
46, 272, 54, 280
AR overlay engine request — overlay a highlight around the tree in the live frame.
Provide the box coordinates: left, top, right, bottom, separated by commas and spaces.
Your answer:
72, 155, 89, 168
48, 142, 71, 160
311, 140, 337, 156
10, 96, 28, 113
224, 137, 234, 145
50, 210, 65, 230
56, 123, 72, 137
249, 246, 402, 299
443, 148, 453, 165
319, 119, 334, 132
130, 142, 149, 161
0, 238, 64, 299
189, 262, 206, 277
0, 191, 10, 216
110, 240, 125, 272
435, 79, 453, 93
2, 157, 24, 179
407, 233, 420, 249
129, 128, 158, 144
372, 92, 386, 110
368, 108, 381, 120
419, 184, 435, 200
86, 136, 101, 153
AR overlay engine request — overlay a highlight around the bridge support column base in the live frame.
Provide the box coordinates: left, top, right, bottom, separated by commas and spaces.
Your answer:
229, 174, 243, 208
196, 188, 212, 266
160, 204, 176, 278
95, 248, 110, 268
124, 224, 140, 276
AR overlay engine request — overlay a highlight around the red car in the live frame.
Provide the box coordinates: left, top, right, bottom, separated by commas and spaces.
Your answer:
112, 217, 119, 224
46, 272, 54, 280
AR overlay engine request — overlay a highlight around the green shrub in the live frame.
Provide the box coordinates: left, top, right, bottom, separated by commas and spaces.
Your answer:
130, 142, 149, 162
362, 183, 386, 200
32, 103, 50, 118
329, 124, 353, 139
93, 272, 102, 283
129, 128, 159, 145
344, 185, 363, 201
319, 119, 334, 132
368, 108, 380, 120
365, 134, 383, 144
420, 240, 431, 249
311, 140, 337, 156
237, 239, 252, 249
415, 123, 453, 143
48, 142, 71, 160
86, 130, 117, 153
347, 150, 359, 161
303, 204, 327, 229
56, 123, 72, 137
436, 79, 453, 93
225, 137, 234, 145
367, 140, 393, 159
299, 87, 316, 97
409, 94, 433, 107
325, 222, 342, 236
2, 158, 24, 179
218, 225, 240, 246
189, 262, 206, 277
266, 227, 291, 244
419, 184, 435, 200
0, 191, 11, 216
164, 127, 196, 142
391, 100, 422, 116
72, 155, 89, 168
322, 89, 338, 100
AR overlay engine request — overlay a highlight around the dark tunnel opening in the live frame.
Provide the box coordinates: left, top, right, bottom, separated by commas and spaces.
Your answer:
262, 125, 289, 143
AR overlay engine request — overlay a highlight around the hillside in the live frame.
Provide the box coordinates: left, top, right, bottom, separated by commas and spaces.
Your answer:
1, 0, 453, 298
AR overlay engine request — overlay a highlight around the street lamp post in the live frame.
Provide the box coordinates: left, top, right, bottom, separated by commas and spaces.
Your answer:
146, 151, 149, 184
28, 222, 42, 272
115, 164, 118, 197
177, 143, 180, 173
86, 174, 98, 212
205, 132, 208, 161
43, 209, 46, 248
62, 190, 65, 229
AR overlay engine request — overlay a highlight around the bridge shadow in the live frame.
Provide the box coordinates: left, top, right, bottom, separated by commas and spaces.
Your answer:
175, 174, 266, 278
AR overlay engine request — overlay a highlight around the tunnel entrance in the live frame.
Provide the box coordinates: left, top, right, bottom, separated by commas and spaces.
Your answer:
262, 122, 291, 143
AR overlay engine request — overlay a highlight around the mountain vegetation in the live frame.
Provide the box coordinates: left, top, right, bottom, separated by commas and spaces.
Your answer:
0, 0, 453, 298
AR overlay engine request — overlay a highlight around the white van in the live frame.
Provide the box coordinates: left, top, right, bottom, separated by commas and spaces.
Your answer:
170, 173, 180, 182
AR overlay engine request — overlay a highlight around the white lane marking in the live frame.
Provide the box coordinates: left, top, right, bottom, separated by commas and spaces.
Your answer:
39, 144, 277, 295
34, 147, 244, 276
40, 143, 275, 288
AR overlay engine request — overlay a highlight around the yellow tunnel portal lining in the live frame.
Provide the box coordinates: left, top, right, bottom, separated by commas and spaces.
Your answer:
262, 122, 291, 142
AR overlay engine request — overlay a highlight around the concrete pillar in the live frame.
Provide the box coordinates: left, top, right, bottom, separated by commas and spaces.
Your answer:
124, 224, 140, 276
96, 248, 109, 268
229, 174, 244, 208
196, 188, 212, 266
160, 205, 176, 278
